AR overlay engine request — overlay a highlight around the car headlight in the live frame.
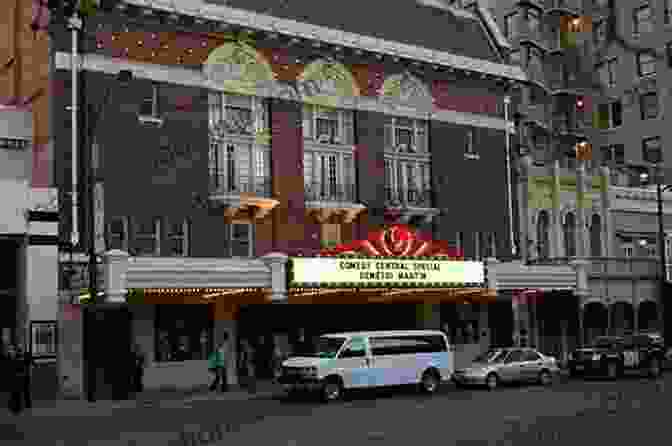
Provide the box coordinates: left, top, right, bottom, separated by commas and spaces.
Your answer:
592, 354, 601, 361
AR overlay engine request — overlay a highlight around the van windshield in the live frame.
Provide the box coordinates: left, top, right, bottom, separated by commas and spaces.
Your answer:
301, 337, 347, 359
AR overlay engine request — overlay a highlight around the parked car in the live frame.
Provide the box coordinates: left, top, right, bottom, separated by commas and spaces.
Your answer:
278, 330, 452, 402
568, 334, 665, 379
451, 347, 560, 390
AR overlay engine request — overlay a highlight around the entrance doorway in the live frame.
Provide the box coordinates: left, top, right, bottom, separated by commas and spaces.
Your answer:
83, 306, 132, 401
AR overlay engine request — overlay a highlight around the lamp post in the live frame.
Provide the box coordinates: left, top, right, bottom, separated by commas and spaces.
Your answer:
641, 165, 671, 346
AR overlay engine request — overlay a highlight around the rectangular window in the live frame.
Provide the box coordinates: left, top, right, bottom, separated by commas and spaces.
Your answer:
594, 20, 607, 46
166, 219, 189, 257
636, 52, 656, 77
665, 0, 672, 25
132, 218, 160, 256
622, 243, 634, 257
600, 144, 625, 166
30, 321, 57, 358
222, 94, 253, 134
611, 101, 623, 127
505, 11, 519, 39
597, 58, 617, 87
667, 42, 672, 68
155, 304, 213, 362
107, 217, 128, 251
227, 223, 253, 257
640, 91, 659, 120
526, 7, 540, 31
370, 335, 447, 356
633, 5, 653, 35
310, 106, 344, 144
597, 101, 623, 129
139, 83, 160, 117
642, 136, 663, 164
465, 128, 479, 159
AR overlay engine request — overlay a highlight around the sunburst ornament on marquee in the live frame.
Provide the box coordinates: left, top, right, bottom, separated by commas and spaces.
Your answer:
319, 224, 463, 259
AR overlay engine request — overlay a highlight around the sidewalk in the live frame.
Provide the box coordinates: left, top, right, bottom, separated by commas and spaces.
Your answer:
23, 380, 281, 417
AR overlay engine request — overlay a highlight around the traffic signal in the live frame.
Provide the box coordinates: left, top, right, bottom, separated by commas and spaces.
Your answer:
575, 97, 585, 112
575, 141, 592, 162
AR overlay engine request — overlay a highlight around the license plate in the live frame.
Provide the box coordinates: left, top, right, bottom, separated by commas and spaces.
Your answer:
575, 365, 584, 371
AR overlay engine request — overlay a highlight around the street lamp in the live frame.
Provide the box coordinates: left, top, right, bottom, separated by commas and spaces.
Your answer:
640, 167, 671, 345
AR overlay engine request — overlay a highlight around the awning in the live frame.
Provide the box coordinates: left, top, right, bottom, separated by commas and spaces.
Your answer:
287, 287, 495, 304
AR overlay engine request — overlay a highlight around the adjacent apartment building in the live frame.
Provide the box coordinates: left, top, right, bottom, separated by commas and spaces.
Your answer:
489, 0, 672, 341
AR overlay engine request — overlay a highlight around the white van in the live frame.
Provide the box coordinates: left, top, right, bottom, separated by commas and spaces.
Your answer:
279, 330, 453, 401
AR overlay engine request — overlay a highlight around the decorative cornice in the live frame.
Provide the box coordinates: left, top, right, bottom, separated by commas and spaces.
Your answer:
122, 0, 527, 82
611, 186, 672, 203
55, 51, 511, 130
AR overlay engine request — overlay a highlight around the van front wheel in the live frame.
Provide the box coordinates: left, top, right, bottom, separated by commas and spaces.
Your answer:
420, 370, 440, 394
321, 377, 343, 402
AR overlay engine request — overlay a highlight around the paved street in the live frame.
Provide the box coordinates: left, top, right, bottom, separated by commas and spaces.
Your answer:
0, 373, 669, 446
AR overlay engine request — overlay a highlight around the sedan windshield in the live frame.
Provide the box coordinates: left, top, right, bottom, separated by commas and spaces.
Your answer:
300, 337, 346, 358
473, 349, 506, 363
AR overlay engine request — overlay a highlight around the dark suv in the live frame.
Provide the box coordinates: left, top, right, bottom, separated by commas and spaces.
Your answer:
568, 334, 665, 379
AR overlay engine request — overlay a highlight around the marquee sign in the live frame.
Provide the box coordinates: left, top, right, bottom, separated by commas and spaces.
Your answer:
289, 257, 484, 288
289, 224, 484, 288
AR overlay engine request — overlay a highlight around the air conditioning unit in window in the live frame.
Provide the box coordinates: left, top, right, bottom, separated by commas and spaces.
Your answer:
332, 136, 341, 143
318, 134, 331, 144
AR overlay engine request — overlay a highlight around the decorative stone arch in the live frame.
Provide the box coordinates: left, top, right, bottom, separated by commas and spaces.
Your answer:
561, 209, 577, 257
582, 301, 608, 343
589, 213, 602, 257
298, 58, 360, 106
202, 41, 275, 95
379, 71, 433, 109
534, 209, 551, 259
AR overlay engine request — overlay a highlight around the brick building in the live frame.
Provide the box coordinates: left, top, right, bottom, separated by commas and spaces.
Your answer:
47, 0, 540, 399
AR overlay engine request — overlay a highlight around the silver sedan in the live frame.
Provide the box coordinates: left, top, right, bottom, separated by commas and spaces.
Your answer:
452, 347, 560, 390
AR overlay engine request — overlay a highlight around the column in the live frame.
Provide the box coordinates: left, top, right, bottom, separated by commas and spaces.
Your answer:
518, 155, 532, 263
571, 259, 590, 354
576, 161, 590, 258
599, 166, 613, 256
103, 250, 130, 303
551, 160, 562, 258
261, 252, 289, 302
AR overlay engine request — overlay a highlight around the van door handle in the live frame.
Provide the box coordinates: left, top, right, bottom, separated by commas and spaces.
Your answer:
365, 358, 373, 366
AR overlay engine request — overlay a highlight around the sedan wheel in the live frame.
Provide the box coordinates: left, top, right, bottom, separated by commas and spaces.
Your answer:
322, 380, 342, 402
420, 371, 440, 394
486, 373, 499, 390
538, 370, 552, 386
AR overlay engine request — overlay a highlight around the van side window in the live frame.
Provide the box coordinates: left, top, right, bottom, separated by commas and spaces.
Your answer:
370, 335, 447, 356
339, 339, 367, 358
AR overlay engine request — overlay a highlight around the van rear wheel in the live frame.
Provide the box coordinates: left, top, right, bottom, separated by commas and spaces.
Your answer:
322, 377, 343, 402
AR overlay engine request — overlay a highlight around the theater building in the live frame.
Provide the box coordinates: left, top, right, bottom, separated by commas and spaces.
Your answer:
49, 0, 551, 398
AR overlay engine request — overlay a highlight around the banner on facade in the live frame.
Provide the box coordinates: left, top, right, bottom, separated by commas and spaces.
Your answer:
288, 257, 484, 288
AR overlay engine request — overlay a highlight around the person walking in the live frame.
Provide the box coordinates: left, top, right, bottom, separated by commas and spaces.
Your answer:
6, 343, 32, 414
240, 339, 256, 393
208, 333, 229, 392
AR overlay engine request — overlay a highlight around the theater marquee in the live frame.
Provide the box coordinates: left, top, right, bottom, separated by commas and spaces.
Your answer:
288, 257, 485, 288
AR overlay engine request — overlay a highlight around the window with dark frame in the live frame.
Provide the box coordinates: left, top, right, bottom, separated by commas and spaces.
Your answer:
600, 144, 625, 166
597, 58, 617, 87
107, 217, 128, 251
526, 7, 540, 31
132, 218, 159, 256
667, 42, 672, 68
505, 11, 519, 39
642, 136, 663, 164
633, 4, 653, 35
155, 304, 213, 362
636, 52, 656, 76
640, 91, 659, 120
166, 219, 189, 256
228, 223, 253, 257
593, 20, 607, 46
665, 0, 672, 25
30, 321, 57, 358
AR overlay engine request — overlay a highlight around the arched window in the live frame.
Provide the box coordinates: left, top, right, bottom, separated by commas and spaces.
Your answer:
590, 214, 602, 257
563, 212, 576, 257
537, 210, 550, 259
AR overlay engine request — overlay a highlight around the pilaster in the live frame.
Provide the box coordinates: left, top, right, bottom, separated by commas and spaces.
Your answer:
576, 162, 588, 258
599, 166, 613, 257
518, 155, 532, 263
261, 252, 289, 302
551, 161, 562, 257
102, 250, 130, 303
570, 258, 590, 297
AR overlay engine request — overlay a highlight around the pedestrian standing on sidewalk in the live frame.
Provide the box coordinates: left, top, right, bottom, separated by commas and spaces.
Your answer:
131, 343, 146, 394
208, 333, 229, 392
240, 339, 256, 393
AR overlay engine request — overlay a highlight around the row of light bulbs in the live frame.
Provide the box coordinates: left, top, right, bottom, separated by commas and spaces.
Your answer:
146, 287, 263, 295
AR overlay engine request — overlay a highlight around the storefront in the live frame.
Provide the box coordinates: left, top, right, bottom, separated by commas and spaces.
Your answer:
241, 224, 498, 370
